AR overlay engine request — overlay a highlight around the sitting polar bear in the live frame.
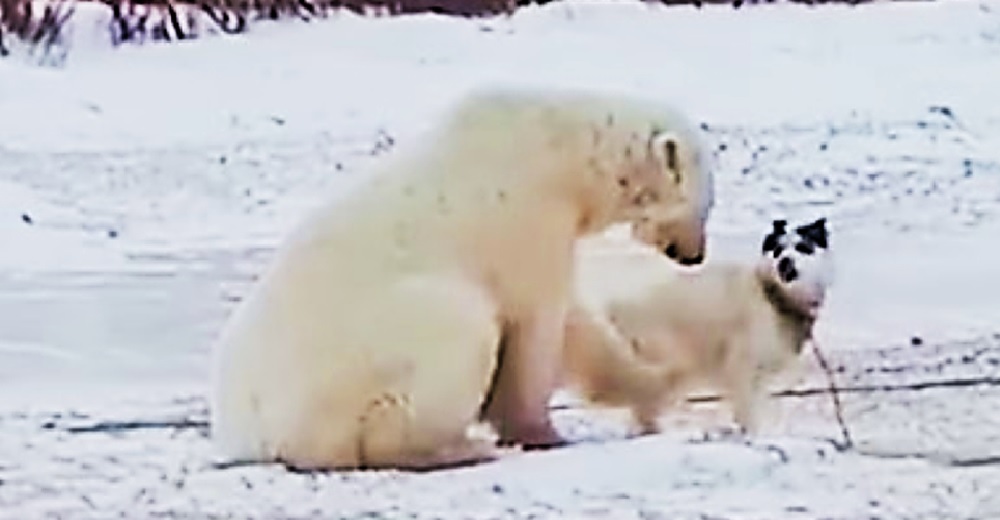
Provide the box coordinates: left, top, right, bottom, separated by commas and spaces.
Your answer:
209, 86, 715, 471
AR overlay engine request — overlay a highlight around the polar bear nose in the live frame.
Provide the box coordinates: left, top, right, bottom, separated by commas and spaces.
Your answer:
678, 254, 704, 266
664, 244, 704, 266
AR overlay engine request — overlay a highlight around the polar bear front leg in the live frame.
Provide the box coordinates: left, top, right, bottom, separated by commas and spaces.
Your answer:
483, 306, 567, 449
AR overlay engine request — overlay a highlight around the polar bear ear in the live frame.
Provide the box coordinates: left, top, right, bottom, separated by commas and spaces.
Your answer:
652, 132, 682, 184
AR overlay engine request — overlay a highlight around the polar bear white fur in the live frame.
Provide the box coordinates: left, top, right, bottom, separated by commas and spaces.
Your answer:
209, 85, 715, 471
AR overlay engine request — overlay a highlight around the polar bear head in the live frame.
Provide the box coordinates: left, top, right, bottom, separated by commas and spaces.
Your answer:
436, 86, 715, 266
624, 129, 715, 267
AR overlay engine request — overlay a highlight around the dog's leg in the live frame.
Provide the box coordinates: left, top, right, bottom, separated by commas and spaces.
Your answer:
630, 370, 685, 436
632, 400, 664, 435
716, 335, 769, 437
727, 372, 766, 436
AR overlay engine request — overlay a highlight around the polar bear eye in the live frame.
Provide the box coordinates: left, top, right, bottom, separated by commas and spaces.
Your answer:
631, 190, 658, 206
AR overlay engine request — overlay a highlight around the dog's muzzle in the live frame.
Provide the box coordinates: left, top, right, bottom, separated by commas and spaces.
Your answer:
777, 257, 799, 282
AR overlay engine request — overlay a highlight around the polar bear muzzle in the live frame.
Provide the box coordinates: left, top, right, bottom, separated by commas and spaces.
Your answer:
626, 130, 712, 267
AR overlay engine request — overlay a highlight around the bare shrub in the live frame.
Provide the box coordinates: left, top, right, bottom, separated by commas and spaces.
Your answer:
0, 0, 881, 61
1, 0, 75, 63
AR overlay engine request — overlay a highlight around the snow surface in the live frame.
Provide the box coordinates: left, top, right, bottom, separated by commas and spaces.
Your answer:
1, 0, 999, 517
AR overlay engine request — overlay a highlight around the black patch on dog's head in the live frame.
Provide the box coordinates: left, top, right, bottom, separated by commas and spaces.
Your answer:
762, 219, 788, 256
777, 256, 798, 283
795, 241, 815, 255
796, 218, 828, 249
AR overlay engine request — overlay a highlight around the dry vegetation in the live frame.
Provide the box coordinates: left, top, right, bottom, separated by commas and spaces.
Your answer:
0, 0, 876, 58
1, 0, 74, 55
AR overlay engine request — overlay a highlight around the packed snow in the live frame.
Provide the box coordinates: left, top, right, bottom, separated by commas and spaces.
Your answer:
1, 0, 999, 517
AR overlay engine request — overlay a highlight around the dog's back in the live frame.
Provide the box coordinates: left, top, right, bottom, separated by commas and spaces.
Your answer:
565, 237, 765, 428
565, 221, 830, 434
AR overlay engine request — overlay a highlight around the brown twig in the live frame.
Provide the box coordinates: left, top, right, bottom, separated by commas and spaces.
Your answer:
810, 338, 854, 450
550, 375, 1000, 414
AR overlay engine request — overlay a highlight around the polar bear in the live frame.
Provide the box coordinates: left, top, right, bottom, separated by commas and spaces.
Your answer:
209, 85, 715, 471
562, 218, 834, 436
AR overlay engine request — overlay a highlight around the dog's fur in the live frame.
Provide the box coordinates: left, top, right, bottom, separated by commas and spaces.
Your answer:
562, 218, 833, 435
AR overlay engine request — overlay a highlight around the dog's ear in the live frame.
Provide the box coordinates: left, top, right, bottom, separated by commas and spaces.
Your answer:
762, 219, 788, 253
797, 218, 829, 249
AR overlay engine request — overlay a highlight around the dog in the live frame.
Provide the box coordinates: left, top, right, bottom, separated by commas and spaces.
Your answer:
562, 217, 834, 435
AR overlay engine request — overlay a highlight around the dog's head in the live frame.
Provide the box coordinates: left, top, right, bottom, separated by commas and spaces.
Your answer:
756, 217, 834, 318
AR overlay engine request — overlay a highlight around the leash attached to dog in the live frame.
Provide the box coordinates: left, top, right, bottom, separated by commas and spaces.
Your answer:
809, 338, 854, 450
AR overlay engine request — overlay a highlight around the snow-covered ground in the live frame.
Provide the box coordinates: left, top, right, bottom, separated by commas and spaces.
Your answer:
1, 0, 999, 517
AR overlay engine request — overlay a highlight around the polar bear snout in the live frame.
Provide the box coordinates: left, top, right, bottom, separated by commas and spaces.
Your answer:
663, 243, 704, 266
634, 216, 707, 267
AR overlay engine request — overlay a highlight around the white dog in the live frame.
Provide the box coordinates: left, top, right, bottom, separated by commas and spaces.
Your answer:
563, 218, 834, 435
